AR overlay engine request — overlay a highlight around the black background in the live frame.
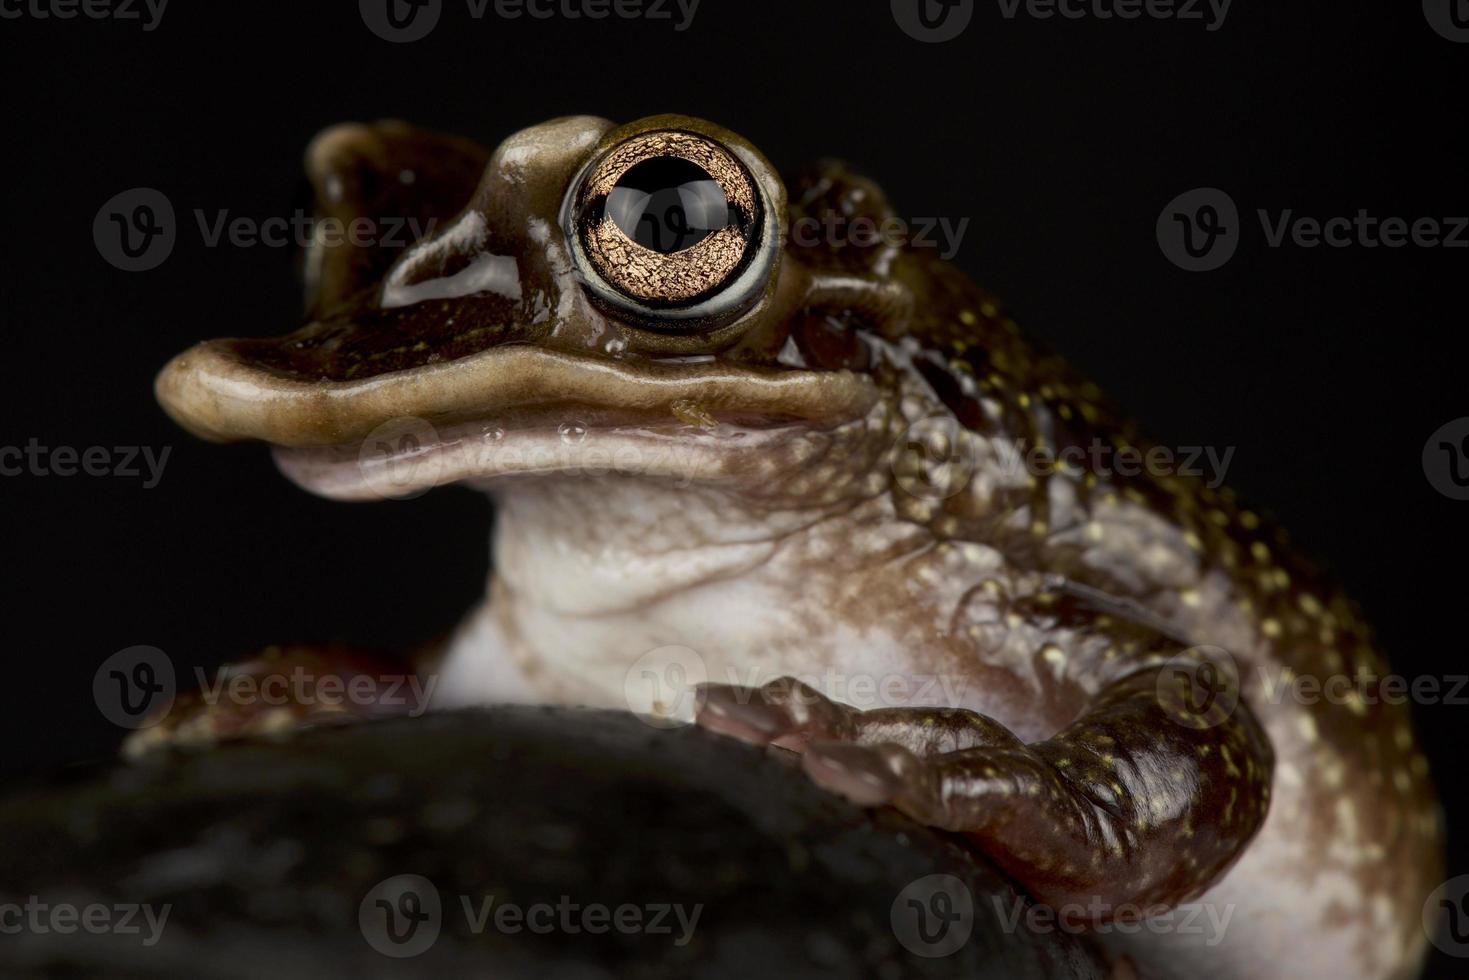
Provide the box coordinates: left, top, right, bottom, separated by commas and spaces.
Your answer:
0, 1, 1464, 975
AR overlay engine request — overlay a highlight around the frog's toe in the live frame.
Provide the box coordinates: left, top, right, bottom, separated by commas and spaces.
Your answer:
803, 738, 992, 830
694, 677, 857, 748
694, 683, 791, 745
801, 740, 909, 807
803, 737, 1007, 831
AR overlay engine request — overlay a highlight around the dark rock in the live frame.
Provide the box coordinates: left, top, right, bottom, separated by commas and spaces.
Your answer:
0, 707, 1109, 979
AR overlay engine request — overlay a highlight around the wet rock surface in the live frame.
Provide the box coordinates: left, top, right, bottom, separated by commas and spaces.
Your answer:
0, 707, 1109, 978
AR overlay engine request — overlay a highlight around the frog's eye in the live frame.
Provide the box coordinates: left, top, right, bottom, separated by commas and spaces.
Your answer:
566, 130, 774, 326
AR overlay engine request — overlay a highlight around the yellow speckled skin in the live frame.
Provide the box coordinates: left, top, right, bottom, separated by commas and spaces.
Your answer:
152, 117, 1443, 980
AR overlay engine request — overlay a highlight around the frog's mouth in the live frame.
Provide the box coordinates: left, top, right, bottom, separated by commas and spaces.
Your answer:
156, 338, 876, 501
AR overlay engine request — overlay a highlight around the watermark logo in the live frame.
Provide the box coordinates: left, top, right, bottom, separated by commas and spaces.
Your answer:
357, 417, 446, 500
359, 876, 702, 957
1157, 188, 1239, 272
343, 416, 720, 497
0, 0, 168, 30
892, 0, 974, 42
362, 0, 699, 41
623, 645, 709, 728
360, 0, 443, 42
891, 425, 1235, 500
1161, 188, 1469, 271
1255, 666, 1469, 710
191, 665, 437, 718
891, 874, 974, 957
0, 897, 171, 946
1423, 418, 1469, 501
997, 438, 1235, 490
1423, 0, 1469, 42
1424, 875, 1469, 957
0, 440, 171, 488
708, 668, 972, 715
790, 213, 970, 261
993, 895, 1234, 944
94, 188, 176, 272
93, 646, 176, 730
895, 0, 1232, 36
995, 0, 1232, 30
95, 188, 438, 272
893, 415, 978, 500
360, 874, 443, 958
1155, 645, 1239, 729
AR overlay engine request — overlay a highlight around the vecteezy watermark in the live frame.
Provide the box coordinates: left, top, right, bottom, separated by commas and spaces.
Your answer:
360, 875, 442, 958
93, 646, 176, 730
190, 664, 437, 717
0, 0, 167, 31
0, 439, 171, 488
1424, 875, 1469, 957
192, 210, 436, 252
1423, 0, 1469, 43
1002, 439, 1234, 489
1156, 187, 1239, 272
892, 0, 975, 42
0, 896, 171, 946
992, 895, 1235, 945
94, 187, 438, 273
358, 875, 702, 958
1255, 209, 1469, 250
622, 645, 975, 729
891, 414, 1237, 503
357, 417, 447, 501
623, 645, 709, 728
93, 188, 176, 272
1155, 646, 1241, 730
1422, 417, 1469, 501
1155, 649, 1469, 715
789, 214, 970, 261
893, 0, 1228, 41
1255, 666, 1469, 710
359, 0, 699, 43
717, 667, 972, 713
893, 415, 978, 501
1159, 187, 1469, 271
995, 0, 1231, 30
891, 875, 975, 957
352, 415, 714, 501
93, 644, 439, 729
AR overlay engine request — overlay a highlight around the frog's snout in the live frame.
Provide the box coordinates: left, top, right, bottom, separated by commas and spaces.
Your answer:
154, 114, 878, 494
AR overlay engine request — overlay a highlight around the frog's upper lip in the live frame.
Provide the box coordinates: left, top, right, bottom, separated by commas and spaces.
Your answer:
155, 340, 877, 449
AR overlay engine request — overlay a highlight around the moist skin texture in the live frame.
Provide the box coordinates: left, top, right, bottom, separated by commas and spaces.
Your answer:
150, 115, 1443, 980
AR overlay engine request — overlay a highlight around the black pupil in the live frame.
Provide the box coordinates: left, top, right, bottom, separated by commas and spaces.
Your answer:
604, 157, 734, 254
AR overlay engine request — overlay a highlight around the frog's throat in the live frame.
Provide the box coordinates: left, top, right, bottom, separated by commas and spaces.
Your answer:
155, 341, 877, 448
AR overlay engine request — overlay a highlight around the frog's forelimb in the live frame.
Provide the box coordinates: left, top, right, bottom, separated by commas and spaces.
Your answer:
697, 633, 1272, 917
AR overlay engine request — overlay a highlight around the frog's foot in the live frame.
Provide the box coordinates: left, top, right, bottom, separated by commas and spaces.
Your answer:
122, 644, 432, 760
696, 659, 1274, 914
696, 676, 1021, 758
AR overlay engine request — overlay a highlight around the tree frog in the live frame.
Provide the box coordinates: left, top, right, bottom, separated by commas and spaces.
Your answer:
147, 115, 1443, 980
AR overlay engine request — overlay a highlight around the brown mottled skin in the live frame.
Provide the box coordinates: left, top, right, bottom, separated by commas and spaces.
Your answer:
146, 116, 1442, 980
